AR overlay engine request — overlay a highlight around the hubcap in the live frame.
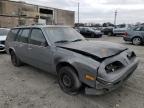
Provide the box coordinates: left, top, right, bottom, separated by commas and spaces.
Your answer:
62, 74, 72, 87
133, 38, 141, 45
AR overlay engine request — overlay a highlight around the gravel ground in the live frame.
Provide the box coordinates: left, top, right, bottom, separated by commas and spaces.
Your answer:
0, 36, 144, 108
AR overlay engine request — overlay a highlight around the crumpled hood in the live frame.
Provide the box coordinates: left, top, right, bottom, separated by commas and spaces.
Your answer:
56, 40, 127, 59
0, 36, 7, 41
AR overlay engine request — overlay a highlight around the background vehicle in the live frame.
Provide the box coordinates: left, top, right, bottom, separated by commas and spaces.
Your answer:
123, 26, 144, 45
6, 25, 138, 95
113, 24, 132, 36
101, 27, 114, 36
78, 27, 103, 38
0, 28, 10, 52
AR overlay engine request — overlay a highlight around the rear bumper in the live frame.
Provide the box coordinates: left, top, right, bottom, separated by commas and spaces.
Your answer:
123, 37, 131, 41
85, 58, 139, 95
0, 44, 5, 52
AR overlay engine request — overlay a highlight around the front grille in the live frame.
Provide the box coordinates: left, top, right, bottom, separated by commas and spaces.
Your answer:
0, 41, 5, 45
0, 46, 4, 50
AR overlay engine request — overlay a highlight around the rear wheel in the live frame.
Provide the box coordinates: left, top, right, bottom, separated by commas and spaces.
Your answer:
91, 33, 95, 38
132, 37, 142, 45
10, 51, 23, 67
58, 66, 81, 95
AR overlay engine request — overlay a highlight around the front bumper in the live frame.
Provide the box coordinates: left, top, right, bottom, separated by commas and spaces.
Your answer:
85, 58, 139, 95
0, 44, 5, 52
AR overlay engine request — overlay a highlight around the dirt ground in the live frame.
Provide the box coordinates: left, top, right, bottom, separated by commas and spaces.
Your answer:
0, 36, 144, 108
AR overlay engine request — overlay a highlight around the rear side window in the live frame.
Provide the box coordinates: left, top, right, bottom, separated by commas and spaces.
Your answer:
29, 29, 47, 46
134, 27, 141, 31
7, 29, 19, 41
17, 29, 30, 43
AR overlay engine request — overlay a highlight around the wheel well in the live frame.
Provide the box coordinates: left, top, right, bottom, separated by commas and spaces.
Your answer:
56, 62, 79, 77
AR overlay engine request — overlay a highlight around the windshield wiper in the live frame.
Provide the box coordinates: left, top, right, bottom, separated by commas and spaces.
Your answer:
72, 39, 83, 42
54, 40, 70, 43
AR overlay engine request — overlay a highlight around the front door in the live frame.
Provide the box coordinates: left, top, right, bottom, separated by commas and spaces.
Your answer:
28, 28, 53, 72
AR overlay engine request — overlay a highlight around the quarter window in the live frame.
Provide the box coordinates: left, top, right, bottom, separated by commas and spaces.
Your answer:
29, 29, 47, 46
7, 29, 18, 41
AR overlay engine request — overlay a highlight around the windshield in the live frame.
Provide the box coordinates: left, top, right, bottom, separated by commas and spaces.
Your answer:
44, 27, 85, 43
0, 29, 9, 36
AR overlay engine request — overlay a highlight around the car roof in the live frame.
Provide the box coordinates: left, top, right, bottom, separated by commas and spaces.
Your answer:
12, 25, 70, 29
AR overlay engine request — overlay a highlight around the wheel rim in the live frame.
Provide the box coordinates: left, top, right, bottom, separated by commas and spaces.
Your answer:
133, 38, 141, 45
62, 74, 72, 88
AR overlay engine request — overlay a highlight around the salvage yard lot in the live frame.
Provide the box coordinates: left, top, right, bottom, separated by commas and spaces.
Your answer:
0, 36, 144, 108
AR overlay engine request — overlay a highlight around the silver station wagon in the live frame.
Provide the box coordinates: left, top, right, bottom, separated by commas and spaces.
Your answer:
5, 25, 139, 95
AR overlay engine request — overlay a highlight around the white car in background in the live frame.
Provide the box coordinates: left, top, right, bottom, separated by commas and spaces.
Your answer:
0, 28, 10, 52
113, 24, 132, 36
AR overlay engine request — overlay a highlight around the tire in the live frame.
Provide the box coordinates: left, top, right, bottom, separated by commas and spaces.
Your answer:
132, 37, 142, 45
58, 66, 81, 95
10, 51, 23, 67
91, 33, 95, 38
108, 32, 112, 36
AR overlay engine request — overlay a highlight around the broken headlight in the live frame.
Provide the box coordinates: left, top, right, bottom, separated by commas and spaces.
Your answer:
105, 61, 124, 73
127, 51, 136, 60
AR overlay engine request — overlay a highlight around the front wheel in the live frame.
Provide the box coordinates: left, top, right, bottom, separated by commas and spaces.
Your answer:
132, 37, 142, 45
58, 66, 81, 95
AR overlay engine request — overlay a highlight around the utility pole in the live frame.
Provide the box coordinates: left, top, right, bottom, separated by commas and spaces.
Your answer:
114, 10, 117, 26
78, 1, 80, 27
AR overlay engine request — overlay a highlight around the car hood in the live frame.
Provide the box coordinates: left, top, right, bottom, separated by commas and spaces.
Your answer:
56, 40, 127, 59
0, 36, 7, 41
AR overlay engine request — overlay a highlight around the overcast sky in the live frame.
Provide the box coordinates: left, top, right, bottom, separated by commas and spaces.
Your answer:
12, 0, 144, 24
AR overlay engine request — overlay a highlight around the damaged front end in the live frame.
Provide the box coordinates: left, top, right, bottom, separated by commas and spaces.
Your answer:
85, 50, 139, 95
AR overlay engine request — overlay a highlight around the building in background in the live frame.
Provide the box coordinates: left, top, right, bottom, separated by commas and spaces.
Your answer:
0, 0, 75, 28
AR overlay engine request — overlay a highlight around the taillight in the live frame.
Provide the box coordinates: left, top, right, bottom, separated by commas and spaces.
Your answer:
124, 32, 128, 37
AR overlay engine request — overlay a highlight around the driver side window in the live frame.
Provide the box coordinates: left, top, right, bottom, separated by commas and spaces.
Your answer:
29, 28, 48, 47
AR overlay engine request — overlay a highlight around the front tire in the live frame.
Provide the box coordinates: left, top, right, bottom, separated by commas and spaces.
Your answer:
10, 51, 23, 67
132, 37, 142, 45
107, 32, 113, 36
58, 66, 81, 95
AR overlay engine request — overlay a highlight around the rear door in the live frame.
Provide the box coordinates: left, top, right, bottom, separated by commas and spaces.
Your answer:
14, 28, 30, 63
28, 28, 53, 72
